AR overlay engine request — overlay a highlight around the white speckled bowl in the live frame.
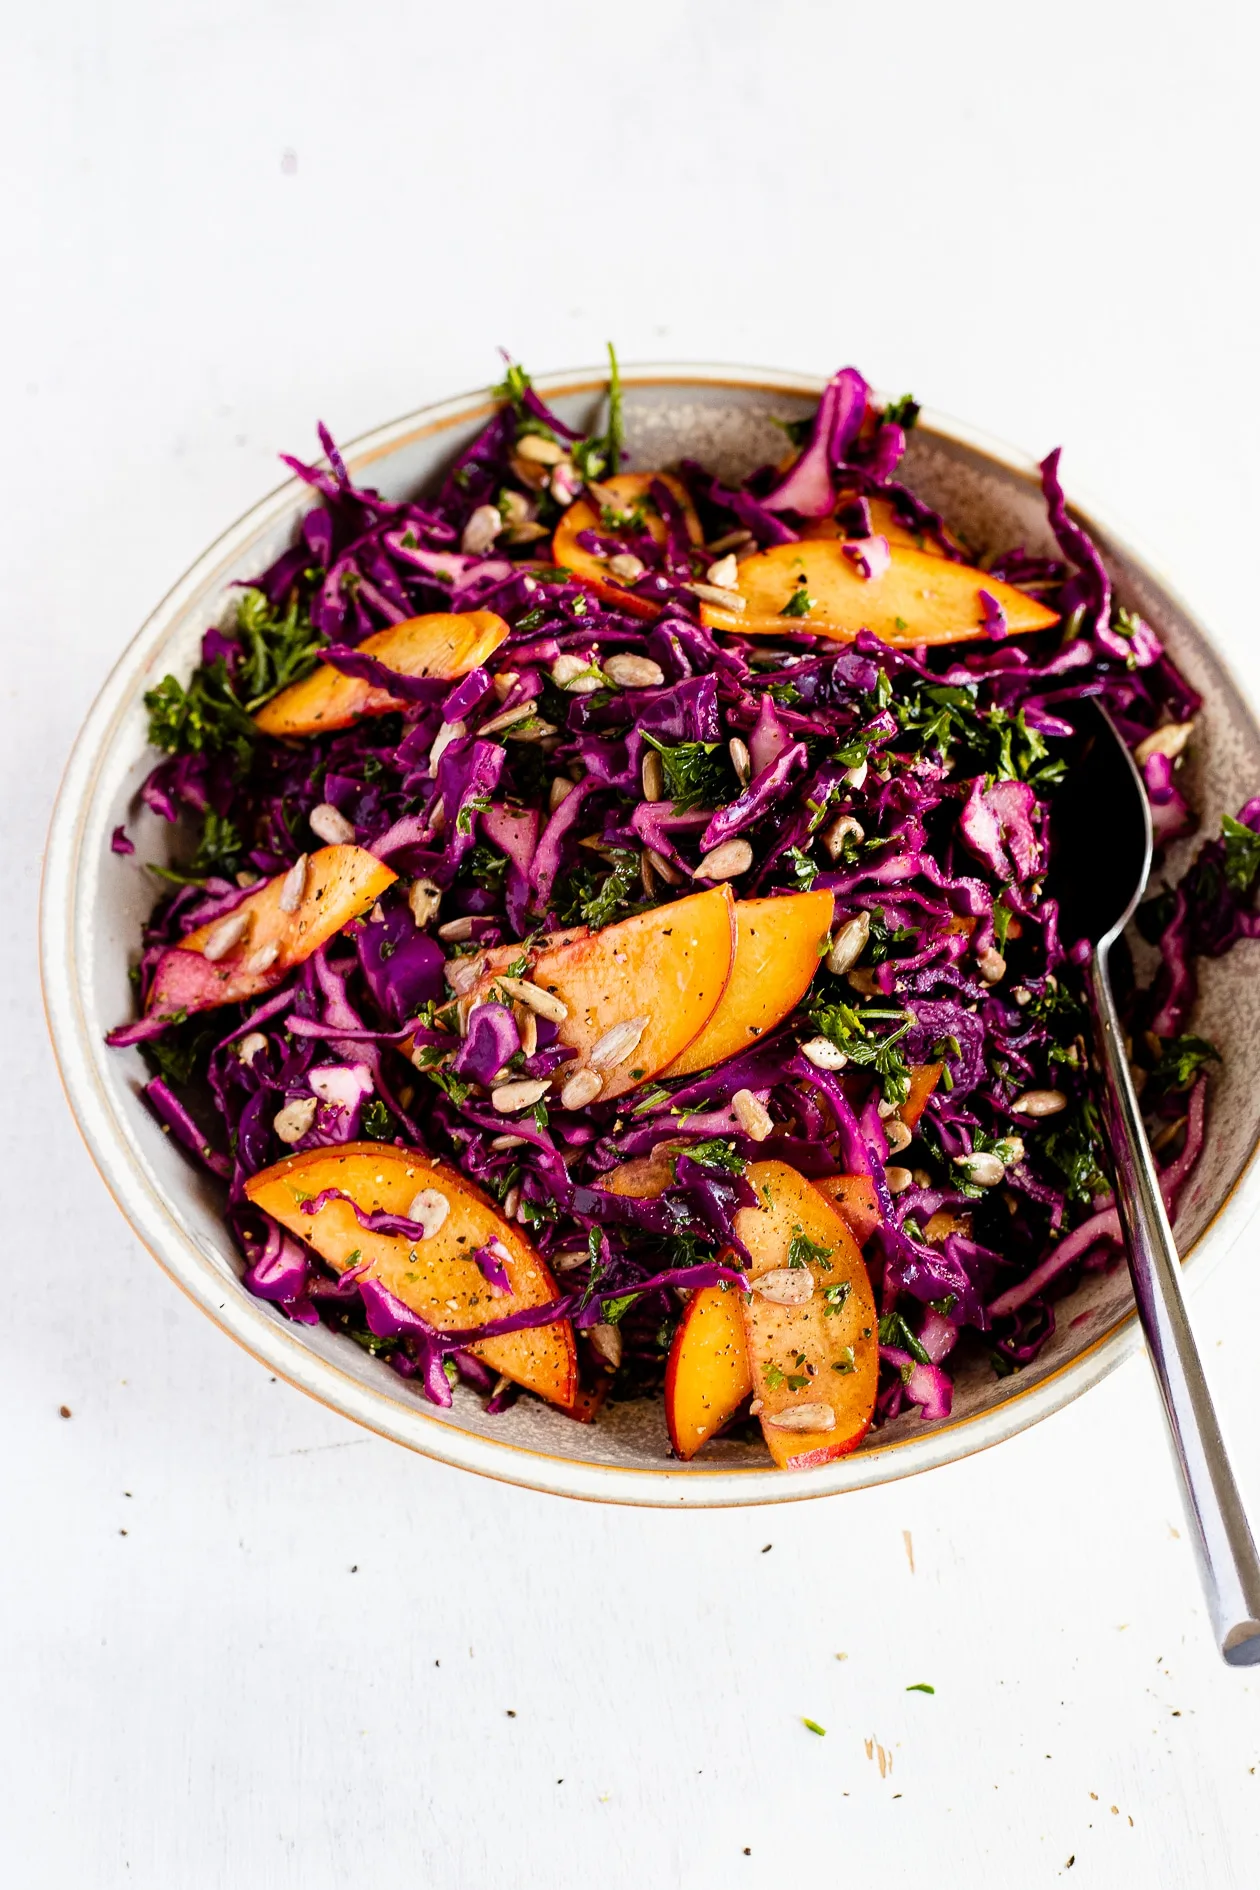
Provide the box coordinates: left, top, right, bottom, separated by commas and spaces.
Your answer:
40, 366, 1260, 1504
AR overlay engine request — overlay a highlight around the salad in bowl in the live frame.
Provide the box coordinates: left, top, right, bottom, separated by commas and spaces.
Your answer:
103, 353, 1260, 1472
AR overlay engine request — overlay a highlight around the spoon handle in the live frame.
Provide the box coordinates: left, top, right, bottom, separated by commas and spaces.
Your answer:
1087, 949, 1260, 1664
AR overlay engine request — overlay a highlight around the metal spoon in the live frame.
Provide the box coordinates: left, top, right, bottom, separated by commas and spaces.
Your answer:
1049, 699, 1260, 1665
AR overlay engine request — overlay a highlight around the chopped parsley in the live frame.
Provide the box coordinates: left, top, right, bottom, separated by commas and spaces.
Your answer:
780, 581, 814, 619
882, 394, 920, 431
642, 733, 733, 813
675, 1138, 746, 1176
787, 1229, 833, 1270
1222, 813, 1260, 895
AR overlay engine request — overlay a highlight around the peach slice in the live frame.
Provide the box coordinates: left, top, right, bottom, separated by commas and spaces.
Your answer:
146, 845, 396, 1022
734, 1160, 878, 1470
244, 1141, 576, 1406
902, 1062, 943, 1128
552, 472, 703, 617
698, 540, 1058, 646
254, 611, 509, 737
658, 890, 834, 1078
472, 885, 737, 1102
799, 494, 960, 559
812, 1173, 880, 1247
665, 1285, 752, 1460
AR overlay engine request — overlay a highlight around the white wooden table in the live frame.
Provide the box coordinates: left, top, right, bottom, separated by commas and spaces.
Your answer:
4, 3, 1259, 1882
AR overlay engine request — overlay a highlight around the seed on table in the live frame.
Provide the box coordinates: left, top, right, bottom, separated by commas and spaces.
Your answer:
309, 802, 356, 845
752, 1267, 815, 1306
825, 911, 870, 975
491, 1078, 552, 1114
800, 1037, 849, 1071
821, 814, 864, 860
954, 1150, 1005, 1187
885, 1165, 913, 1195
607, 552, 645, 582
408, 877, 442, 927
765, 1404, 835, 1434
1010, 1088, 1068, 1117
884, 1118, 912, 1154
641, 750, 665, 802
273, 1096, 318, 1144
697, 838, 753, 881
589, 1017, 649, 1070
515, 433, 566, 466
202, 908, 253, 963
559, 1067, 603, 1110
604, 653, 665, 689
728, 737, 751, 785
438, 915, 476, 942
278, 853, 308, 913
732, 1089, 773, 1141
460, 504, 503, 556
407, 1188, 450, 1239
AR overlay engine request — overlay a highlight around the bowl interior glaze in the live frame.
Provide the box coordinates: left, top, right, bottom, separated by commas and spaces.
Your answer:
41, 367, 1260, 1505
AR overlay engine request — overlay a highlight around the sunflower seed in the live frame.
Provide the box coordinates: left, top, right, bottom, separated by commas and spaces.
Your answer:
402, 1188, 449, 1240
559, 1067, 603, 1109
245, 942, 280, 975
732, 1088, 773, 1141
641, 750, 665, 802
821, 814, 864, 860
685, 581, 746, 611
549, 775, 576, 811
607, 552, 646, 582
515, 1004, 538, 1058
589, 1323, 623, 1369
500, 490, 535, 529
460, 504, 503, 556
236, 1032, 268, 1066
496, 976, 568, 1024
273, 1096, 318, 1144
800, 1037, 849, 1071
884, 1165, 914, 1194
884, 1117, 913, 1154
491, 1134, 529, 1151
550, 461, 580, 506
954, 1150, 1005, 1187
480, 701, 540, 736
604, 653, 665, 689
728, 737, 752, 785
202, 908, 253, 962
428, 719, 466, 774
706, 529, 755, 555
976, 947, 1007, 984
646, 848, 683, 886
706, 553, 740, 589
505, 719, 557, 743
765, 1403, 835, 1434
697, 838, 753, 881
491, 1078, 552, 1113
826, 912, 871, 975
589, 1017, 649, 1070
752, 1267, 815, 1306
309, 802, 355, 845
843, 759, 868, 790
550, 1246, 590, 1271
1134, 720, 1194, 766
438, 915, 476, 943
515, 433, 566, 466
1011, 1088, 1068, 1118
278, 854, 309, 913
408, 877, 442, 927
502, 1186, 521, 1219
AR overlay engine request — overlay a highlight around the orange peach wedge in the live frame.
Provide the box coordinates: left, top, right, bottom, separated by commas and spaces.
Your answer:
468, 885, 737, 1103
799, 493, 962, 559
659, 890, 834, 1078
552, 472, 703, 617
734, 1160, 878, 1470
811, 1173, 881, 1248
245, 1141, 576, 1406
145, 845, 396, 1022
699, 540, 1058, 646
254, 611, 509, 737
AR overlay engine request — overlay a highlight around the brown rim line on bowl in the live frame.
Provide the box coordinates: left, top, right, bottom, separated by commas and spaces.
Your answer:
39, 366, 1260, 1506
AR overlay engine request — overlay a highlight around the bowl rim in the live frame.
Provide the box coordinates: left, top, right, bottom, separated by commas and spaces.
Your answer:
39, 361, 1260, 1507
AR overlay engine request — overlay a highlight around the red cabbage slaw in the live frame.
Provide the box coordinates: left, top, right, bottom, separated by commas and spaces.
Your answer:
109, 354, 1260, 1432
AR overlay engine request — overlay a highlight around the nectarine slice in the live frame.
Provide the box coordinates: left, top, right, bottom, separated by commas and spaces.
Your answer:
244, 1141, 576, 1407
552, 472, 703, 616
665, 1285, 752, 1460
146, 845, 396, 1022
734, 1160, 878, 1470
473, 885, 737, 1102
812, 1173, 880, 1247
658, 891, 834, 1078
254, 611, 509, 737
699, 541, 1058, 646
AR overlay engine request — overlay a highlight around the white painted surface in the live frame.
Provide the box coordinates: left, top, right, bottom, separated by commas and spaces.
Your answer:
4, 2, 1260, 1883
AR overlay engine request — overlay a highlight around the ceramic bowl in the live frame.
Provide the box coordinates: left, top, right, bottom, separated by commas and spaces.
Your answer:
40, 365, 1260, 1505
